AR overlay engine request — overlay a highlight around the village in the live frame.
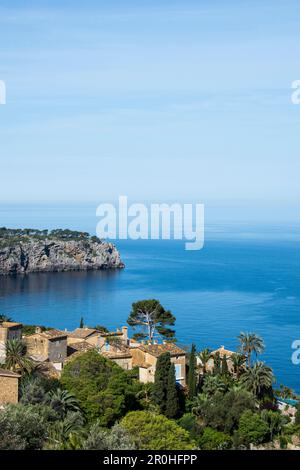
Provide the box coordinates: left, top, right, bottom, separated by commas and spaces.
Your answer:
0, 318, 235, 406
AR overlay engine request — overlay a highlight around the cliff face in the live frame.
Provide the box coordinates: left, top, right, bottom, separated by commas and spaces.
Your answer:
0, 239, 124, 275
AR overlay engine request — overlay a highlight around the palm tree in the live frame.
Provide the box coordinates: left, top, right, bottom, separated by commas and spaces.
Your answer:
240, 361, 274, 398
48, 388, 81, 418
5, 339, 33, 374
202, 374, 227, 396
191, 393, 208, 417
231, 353, 246, 379
198, 348, 211, 375
238, 332, 265, 367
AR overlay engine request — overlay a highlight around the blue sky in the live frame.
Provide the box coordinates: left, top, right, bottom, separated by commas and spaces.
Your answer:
0, 0, 300, 211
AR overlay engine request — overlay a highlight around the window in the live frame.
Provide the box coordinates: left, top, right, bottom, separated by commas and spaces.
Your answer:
105, 342, 110, 351
175, 364, 181, 381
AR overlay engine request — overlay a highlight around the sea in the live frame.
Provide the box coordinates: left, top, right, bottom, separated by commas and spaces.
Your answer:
0, 203, 299, 393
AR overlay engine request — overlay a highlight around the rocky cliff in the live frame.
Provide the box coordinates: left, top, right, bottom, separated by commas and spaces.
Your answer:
0, 229, 124, 275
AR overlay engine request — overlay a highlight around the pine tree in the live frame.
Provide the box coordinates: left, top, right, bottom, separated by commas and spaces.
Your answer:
153, 352, 171, 414
221, 354, 229, 375
188, 344, 197, 400
213, 352, 221, 375
166, 363, 179, 419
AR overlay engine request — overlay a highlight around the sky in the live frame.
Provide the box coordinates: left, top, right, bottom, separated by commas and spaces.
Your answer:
0, 0, 300, 217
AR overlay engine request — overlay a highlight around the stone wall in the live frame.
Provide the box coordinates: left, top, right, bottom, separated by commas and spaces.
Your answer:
0, 376, 19, 404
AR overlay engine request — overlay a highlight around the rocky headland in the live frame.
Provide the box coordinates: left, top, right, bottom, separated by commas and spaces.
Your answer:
0, 228, 124, 275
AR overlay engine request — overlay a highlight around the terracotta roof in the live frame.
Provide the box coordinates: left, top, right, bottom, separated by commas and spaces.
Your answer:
135, 342, 186, 357
28, 329, 67, 340
67, 341, 94, 355
211, 346, 235, 358
0, 368, 21, 378
0, 321, 22, 328
68, 328, 99, 339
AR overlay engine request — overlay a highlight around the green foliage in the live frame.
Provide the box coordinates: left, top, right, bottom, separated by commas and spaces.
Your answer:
194, 389, 255, 434
238, 332, 265, 367
198, 427, 232, 450
127, 299, 176, 341
153, 352, 171, 413
79, 317, 84, 328
213, 352, 221, 375
22, 324, 48, 336
202, 374, 227, 396
166, 363, 179, 419
188, 344, 197, 400
0, 404, 47, 449
83, 423, 135, 450
121, 411, 196, 450
295, 403, 300, 425
240, 361, 274, 399
48, 388, 81, 419
60, 350, 141, 425
237, 410, 269, 446
152, 352, 178, 417
0, 227, 98, 248
4, 339, 34, 374
198, 348, 211, 375
221, 354, 229, 376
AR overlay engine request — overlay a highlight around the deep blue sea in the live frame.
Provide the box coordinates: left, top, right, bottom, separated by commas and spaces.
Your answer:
0, 203, 300, 392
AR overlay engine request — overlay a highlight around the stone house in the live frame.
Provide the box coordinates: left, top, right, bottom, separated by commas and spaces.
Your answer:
0, 368, 20, 405
197, 345, 236, 374
67, 326, 129, 350
66, 326, 132, 370
130, 342, 187, 385
25, 327, 67, 371
0, 321, 22, 364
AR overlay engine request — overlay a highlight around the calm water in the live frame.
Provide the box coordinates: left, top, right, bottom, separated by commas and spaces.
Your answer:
0, 204, 300, 392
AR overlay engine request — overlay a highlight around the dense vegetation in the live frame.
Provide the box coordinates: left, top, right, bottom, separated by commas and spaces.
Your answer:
1, 311, 300, 450
0, 227, 101, 248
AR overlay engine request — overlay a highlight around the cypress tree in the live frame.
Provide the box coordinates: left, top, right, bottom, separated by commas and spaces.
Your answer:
188, 344, 197, 400
153, 352, 171, 413
213, 352, 221, 375
166, 363, 179, 419
221, 354, 229, 375
79, 316, 84, 328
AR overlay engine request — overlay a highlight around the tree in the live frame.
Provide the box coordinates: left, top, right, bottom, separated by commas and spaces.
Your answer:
166, 364, 179, 419
0, 404, 47, 450
221, 354, 229, 376
121, 411, 196, 450
238, 332, 265, 368
194, 390, 255, 434
213, 351, 221, 375
198, 348, 211, 375
127, 299, 175, 342
261, 409, 285, 440
153, 352, 171, 414
240, 361, 274, 398
188, 344, 197, 399
60, 350, 141, 425
48, 388, 81, 419
79, 317, 84, 328
294, 403, 300, 425
4, 339, 33, 374
202, 374, 227, 397
231, 353, 245, 379
238, 410, 269, 446
198, 427, 232, 450
83, 423, 135, 450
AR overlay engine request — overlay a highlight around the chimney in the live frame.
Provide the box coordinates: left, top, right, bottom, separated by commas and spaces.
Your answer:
35, 327, 42, 334
121, 326, 128, 344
